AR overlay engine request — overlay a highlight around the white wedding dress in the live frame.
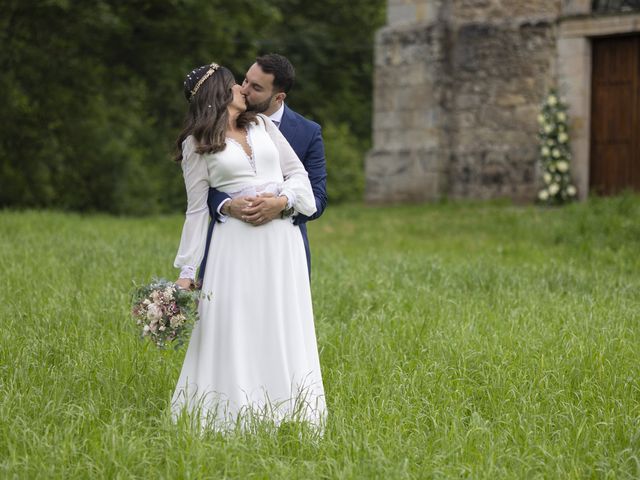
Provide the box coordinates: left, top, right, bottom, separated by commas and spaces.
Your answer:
171, 114, 326, 431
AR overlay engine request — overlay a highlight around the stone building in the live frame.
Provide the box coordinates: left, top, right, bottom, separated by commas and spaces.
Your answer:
366, 0, 640, 202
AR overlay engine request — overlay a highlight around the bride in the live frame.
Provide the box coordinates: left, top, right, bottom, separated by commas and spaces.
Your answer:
171, 62, 326, 431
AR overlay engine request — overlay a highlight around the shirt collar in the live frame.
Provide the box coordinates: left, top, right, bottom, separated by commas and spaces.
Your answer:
269, 103, 285, 125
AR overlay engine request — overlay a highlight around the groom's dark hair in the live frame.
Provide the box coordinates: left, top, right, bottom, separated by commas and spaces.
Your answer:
256, 54, 295, 94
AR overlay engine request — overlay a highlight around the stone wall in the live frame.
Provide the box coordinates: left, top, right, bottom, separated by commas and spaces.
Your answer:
365, 21, 451, 202
366, 0, 562, 203
387, 0, 442, 25
449, 0, 560, 23
447, 16, 557, 200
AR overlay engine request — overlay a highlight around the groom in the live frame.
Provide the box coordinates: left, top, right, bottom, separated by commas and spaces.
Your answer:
198, 54, 328, 282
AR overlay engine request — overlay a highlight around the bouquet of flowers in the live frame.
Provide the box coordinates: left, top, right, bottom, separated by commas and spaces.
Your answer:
131, 278, 202, 349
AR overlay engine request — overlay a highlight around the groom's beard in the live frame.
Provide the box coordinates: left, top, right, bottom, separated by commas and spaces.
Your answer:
246, 95, 275, 114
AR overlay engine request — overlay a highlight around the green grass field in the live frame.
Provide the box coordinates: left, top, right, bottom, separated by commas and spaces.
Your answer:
1, 196, 639, 479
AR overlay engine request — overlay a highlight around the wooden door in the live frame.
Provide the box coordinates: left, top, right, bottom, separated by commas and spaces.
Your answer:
590, 35, 640, 195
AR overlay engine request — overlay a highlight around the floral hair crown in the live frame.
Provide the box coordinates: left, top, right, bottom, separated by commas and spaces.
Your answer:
186, 62, 220, 101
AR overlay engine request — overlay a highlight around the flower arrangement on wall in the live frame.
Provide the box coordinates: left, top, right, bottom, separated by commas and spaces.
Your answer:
536, 91, 578, 204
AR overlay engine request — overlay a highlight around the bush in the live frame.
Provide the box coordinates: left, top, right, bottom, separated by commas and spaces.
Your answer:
323, 122, 366, 204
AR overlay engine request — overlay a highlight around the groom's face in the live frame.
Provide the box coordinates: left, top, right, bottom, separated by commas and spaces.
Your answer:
241, 63, 280, 114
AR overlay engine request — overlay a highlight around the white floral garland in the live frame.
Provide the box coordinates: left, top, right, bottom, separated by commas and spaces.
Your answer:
536, 91, 577, 204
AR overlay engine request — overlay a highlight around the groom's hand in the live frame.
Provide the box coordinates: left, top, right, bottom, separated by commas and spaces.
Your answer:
224, 197, 252, 220
242, 193, 288, 226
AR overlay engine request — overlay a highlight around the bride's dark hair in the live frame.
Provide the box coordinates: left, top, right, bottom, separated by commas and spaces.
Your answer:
174, 64, 256, 162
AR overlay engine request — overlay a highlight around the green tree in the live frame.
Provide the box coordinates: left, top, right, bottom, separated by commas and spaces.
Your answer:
0, 0, 385, 213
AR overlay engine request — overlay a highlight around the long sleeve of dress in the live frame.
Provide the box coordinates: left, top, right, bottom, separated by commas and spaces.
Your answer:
261, 115, 317, 217
173, 138, 211, 279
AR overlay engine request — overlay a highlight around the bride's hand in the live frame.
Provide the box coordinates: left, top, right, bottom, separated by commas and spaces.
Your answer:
175, 278, 193, 290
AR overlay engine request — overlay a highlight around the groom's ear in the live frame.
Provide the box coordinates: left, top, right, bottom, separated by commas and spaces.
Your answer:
276, 92, 287, 104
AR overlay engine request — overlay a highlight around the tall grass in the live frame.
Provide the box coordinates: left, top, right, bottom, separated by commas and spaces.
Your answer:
1, 195, 639, 478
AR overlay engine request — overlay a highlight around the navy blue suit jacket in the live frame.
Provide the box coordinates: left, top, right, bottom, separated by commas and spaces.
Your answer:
198, 105, 327, 281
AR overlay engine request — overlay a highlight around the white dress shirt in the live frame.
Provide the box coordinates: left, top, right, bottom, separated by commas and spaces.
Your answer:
269, 103, 285, 127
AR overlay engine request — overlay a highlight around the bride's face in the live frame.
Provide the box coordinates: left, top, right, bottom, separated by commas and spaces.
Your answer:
228, 84, 247, 113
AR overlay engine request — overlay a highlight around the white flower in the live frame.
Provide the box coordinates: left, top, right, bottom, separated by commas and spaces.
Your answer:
538, 190, 549, 201
159, 325, 166, 332
143, 299, 151, 306
161, 291, 174, 303
556, 112, 566, 122
147, 303, 162, 321
544, 124, 553, 134
541, 146, 550, 157
558, 132, 569, 143
143, 325, 151, 334
537, 114, 545, 124
548, 183, 560, 195
567, 185, 577, 196
552, 149, 561, 158
547, 139, 554, 146
543, 173, 552, 184
547, 95, 558, 106
556, 161, 569, 172
170, 314, 186, 328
